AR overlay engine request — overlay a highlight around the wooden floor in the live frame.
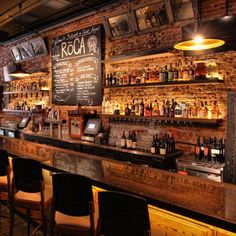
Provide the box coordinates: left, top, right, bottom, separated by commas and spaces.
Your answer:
0, 211, 44, 236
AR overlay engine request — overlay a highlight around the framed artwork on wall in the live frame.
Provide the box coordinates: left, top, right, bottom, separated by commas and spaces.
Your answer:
18, 42, 34, 60
30, 37, 48, 57
10, 46, 22, 62
103, 13, 135, 39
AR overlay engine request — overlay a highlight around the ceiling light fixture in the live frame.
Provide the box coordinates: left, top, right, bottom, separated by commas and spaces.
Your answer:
174, 2, 225, 51
9, 64, 31, 77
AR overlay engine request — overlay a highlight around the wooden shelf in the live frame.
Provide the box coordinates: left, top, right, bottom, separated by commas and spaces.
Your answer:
104, 49, 175, 64
101, 114, 223, 126
3, 89, 49, 95
102, 78, 224, 89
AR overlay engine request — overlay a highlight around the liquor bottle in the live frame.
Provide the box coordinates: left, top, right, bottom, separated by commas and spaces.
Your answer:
200, 137, 204, 159
126, 131, 132, 149
112, 73, 116, 85
170, 99, 176, 118
139, 99, 144, 116
174, 102, 183, 118
120, 131, 126, 148
131, 131, 137, 149
159, 138, 167, 156
123, 72, 128, 85
159, 67, 165, 82
195, 137, 201, 161
155, 134, 160, 154
109, 73, 113, 85
134, 99, 139, 116
215, 138, 221, 163
211, 137, 217, 162
102, 97, 106, 114
169, 133, 175, 153
164, 65, 169, 82
174, 62, 179, 80
189, 62, 195, 80
160, 100, 165, 116
203, 138, 209, 161
168, 63, 174, 81
183, 62, 189, 80
152, 100, 159, 116
151, 135, 156, 154
105, 74, 109, 86
125, 104, 131, 116
154, 65, 160, 81
165, 100, 170, 117
211, 101, 220, 119
131, 100, 135, 116
178, 61, 183, 80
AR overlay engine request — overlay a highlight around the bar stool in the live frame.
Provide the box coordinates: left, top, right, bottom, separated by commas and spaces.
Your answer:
0, 149, 11, 218
51, 173, 95, 236
97, 191, 151, 236
10, 157, 52, 236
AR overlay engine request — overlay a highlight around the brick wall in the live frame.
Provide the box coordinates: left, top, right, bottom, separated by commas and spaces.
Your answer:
1, 0, 236, 153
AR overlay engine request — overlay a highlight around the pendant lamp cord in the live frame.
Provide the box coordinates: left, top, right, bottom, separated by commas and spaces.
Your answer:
225, 0, 229, 16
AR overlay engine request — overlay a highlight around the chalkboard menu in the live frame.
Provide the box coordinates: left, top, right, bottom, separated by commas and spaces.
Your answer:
51, 25, 102, 105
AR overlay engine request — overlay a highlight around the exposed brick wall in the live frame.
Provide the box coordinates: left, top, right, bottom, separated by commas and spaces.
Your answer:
0, 0, 236, 153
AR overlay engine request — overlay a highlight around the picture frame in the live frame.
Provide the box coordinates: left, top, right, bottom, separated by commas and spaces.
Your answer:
131, 0, 169, 32
18, 42, 34, 61
170, 0, 196, 22
103, 12, 135, 39
30, 37, 48, 57
10, 46, 22, 62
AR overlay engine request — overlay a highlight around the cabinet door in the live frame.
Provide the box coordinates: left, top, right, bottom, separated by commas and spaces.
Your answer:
149, 206, 213, 236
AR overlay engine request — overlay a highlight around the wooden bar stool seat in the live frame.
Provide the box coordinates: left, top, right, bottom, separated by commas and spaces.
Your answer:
11, 157, 52, 236
51, 173, 95, 236
0, 149, 11, 219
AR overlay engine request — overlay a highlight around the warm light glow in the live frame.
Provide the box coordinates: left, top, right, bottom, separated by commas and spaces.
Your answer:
9, 72, 31, 77
194, 36, 203, 44
174, 38, 225, 51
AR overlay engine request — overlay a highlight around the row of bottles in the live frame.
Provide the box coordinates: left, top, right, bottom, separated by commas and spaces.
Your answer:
102, 97, 222, 119
104, 61, 219, 86
5, 78, 49, 92
120, 130, 137, 149
6, 93, 49, 111
151, 133, 175, 155
195, 136, 225, 163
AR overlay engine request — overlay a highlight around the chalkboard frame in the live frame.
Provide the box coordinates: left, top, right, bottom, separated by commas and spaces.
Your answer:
51, 25, 102, 106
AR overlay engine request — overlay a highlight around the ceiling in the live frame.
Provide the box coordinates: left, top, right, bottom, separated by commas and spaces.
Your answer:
0, 0, 114, 43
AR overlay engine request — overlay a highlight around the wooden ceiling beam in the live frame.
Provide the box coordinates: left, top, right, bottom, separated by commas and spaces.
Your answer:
0, 0, 48, 27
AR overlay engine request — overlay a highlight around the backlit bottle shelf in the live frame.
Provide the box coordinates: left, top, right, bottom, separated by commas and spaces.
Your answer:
102, 78, 224, 89
101, 114, 223, 126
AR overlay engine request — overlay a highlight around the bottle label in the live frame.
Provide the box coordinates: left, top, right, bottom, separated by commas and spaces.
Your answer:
160, 148, 166, 155
120, 139, 126, 148
195, 146, 200, 155
151, 147, 156, 154
132, 141, 136, 149
126, 140, 132, 148
204, 147, 208, 156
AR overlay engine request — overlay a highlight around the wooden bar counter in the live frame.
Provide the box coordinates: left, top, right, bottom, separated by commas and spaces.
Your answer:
0, 136, 236, 236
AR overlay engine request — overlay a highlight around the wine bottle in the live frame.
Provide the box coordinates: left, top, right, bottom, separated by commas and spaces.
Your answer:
126, 131, 132, 149
132, 131, 137, 149
195, 137, 201, 161
159, 138, 167, 156
151, 135, 156, 154
120, 131, 126, 148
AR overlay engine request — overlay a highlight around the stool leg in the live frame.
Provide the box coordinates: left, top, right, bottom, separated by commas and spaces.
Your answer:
9, 202, 14, 236
26, 208, 31, 236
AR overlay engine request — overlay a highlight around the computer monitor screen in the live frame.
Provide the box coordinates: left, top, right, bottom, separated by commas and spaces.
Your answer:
84, 118, 101, 135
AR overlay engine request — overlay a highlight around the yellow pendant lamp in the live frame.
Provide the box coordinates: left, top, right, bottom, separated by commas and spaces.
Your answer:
9, 64, 31, 77
174, 0, 226, 51
174, 35, 225, 51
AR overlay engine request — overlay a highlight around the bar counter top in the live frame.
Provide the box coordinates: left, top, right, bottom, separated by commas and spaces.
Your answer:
0, 136, 236, 233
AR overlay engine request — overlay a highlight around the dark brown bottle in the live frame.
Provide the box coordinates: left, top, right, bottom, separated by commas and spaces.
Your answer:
195, 137, 201, 161
151, 135, 156, 154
